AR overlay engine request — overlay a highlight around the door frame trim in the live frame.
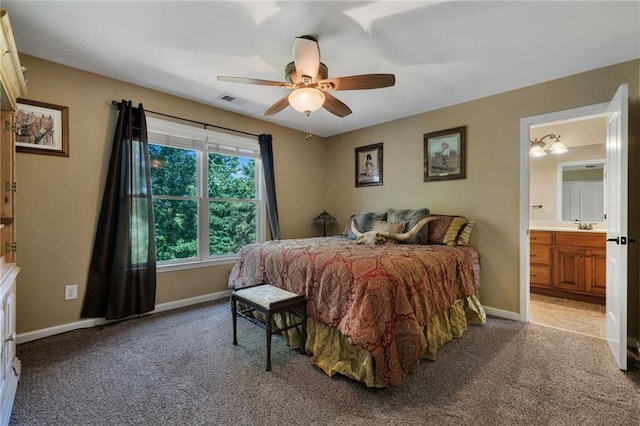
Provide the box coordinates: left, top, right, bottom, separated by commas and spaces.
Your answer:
519, 102, 609, 322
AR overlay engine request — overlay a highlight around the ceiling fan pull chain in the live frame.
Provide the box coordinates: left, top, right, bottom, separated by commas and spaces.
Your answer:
305, 114, 312, 142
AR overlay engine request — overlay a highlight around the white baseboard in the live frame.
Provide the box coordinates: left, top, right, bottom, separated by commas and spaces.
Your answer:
482, 306, 521, 321
16, 290, 231, 344
18, 296, 640, 353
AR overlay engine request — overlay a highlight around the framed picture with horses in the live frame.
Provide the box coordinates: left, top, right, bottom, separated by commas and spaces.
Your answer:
15, 99, 69, 157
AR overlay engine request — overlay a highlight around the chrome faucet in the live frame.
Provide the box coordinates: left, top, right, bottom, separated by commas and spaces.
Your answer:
577, 222, 596, 230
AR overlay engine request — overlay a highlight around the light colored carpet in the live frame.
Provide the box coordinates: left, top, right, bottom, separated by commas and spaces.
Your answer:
10, 299, 640, 425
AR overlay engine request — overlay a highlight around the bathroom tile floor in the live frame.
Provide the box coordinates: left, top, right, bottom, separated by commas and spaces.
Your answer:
530, 293, 606, 339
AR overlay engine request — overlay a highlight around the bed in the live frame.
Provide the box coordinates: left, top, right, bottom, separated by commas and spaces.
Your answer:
228, 209, 486, 387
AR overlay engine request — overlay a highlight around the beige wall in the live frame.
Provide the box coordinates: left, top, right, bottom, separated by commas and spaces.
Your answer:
15, 55, 640, 340
15, 55, 327, 333
324, 61, 640, 331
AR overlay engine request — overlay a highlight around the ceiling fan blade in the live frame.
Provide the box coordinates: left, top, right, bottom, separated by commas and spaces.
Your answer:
217, 76, 295, 88
319, 74, 396, 91
322, 92, 352, 117
293, 35, 320, 83
263, 95, 291, 116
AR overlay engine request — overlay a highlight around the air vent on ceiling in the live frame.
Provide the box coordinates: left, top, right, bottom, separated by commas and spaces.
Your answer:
218, 94, 248, 106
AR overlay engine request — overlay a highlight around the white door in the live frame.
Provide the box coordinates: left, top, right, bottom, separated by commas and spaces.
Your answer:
563, 181, 604, 221
605, 83, 628, 370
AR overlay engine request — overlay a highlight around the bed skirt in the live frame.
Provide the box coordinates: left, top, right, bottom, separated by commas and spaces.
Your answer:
269, 294, 486, 388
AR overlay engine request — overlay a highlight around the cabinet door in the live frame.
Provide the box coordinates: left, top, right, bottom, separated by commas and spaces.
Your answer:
0, 110, 16, 263
4, 290, 15, 369
0, 110, 14, 218
0, 301, 4, 384
554, 246, 586, 292
585, 248, 607, 296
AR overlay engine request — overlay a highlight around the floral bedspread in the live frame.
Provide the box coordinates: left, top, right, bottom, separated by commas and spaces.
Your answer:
228, 236, 481, 387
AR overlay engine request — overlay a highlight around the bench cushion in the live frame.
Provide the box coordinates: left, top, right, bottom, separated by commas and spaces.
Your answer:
235, 284, 300, 308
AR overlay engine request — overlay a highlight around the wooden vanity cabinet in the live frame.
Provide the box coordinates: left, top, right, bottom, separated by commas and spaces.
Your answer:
530, 230, 606, 304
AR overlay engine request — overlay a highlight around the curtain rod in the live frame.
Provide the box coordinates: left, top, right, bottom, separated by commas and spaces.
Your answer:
110, 100, 260, 138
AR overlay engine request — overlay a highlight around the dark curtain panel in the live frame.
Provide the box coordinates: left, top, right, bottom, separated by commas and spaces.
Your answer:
259, 134, 280, 240
81, 100, 157, 320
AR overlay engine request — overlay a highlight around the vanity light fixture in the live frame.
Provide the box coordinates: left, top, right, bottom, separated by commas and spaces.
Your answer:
530, 133, 568, 157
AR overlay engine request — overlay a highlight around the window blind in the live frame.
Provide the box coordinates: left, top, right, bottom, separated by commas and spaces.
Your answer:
146, 117, 260, 158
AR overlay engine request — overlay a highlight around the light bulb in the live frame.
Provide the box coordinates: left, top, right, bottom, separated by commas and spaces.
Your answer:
530, 145, 547, 157
549, 141, 568, 154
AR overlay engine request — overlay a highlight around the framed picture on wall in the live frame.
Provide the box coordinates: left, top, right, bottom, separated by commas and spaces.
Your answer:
423, 126, 466, 182
355, 143, 383, 187
15, 99, 69, 157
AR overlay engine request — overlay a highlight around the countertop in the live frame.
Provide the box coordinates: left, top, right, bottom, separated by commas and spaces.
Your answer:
530, 226, 605, 233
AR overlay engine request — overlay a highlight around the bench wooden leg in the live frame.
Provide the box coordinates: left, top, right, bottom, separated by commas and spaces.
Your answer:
266, 311, 272, 371
300, 309, 307, 355
231, 286, 306, 371
231, 297, 238, 346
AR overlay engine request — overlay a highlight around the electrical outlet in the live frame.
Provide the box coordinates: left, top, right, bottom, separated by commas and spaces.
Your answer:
64, 284, 78, 301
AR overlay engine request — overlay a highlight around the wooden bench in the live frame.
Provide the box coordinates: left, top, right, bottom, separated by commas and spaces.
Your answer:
231, 283, 307, 371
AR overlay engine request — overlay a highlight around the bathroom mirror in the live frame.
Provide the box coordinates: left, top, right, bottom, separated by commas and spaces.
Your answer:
557, 159, 605, 222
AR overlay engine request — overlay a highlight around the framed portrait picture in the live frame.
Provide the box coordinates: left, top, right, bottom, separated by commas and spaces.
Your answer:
15, 99, 69, 157
423, 126, 466, 182
355, 143, 383, 187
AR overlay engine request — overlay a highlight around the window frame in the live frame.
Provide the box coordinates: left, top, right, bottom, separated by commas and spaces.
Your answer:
146, 117, 265, 272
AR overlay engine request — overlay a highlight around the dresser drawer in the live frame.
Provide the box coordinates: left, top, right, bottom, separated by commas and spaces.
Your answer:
530, 246, 552, 265
555, 232, 605, 249
530, 231, 553, 245
530, 265, 551, 286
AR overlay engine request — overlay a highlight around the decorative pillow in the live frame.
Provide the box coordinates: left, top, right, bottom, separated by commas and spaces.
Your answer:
428, 215, 467, 245
443, 216, 468, 246
372, 220, 406, 234
457, 220, 475, 246
386, 208, 430, 244
343, 215, 356, 239
353, 211, 387, 234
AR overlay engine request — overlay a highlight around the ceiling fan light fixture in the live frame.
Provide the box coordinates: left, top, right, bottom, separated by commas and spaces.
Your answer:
288, 87, 325, 115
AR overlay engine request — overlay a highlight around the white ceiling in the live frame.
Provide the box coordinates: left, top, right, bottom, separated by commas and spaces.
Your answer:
3, 1, 639, 137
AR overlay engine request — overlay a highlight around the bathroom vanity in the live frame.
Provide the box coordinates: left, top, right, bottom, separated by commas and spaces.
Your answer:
530, 228, 606, 304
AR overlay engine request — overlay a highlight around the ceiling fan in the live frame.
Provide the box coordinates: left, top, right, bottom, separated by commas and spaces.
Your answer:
217, 35, 396, 117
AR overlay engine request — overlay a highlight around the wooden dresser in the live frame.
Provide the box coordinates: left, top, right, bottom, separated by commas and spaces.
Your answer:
0, 8, 26, 425
530, 230, 606, 304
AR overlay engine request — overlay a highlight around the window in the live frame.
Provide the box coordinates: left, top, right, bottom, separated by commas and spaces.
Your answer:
147, 117, 264, 268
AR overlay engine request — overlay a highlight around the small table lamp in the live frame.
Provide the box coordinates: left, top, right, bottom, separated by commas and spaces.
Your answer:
313, 210, 336, 237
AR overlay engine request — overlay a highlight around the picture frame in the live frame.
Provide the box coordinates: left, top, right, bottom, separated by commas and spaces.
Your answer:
423, 126, 466, 182
15, 99, 69, 157
355, 143, 383, 187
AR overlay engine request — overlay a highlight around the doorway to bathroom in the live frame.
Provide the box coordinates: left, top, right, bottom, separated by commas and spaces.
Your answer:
528, 117, 607, 339
520, 84, 629, 370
